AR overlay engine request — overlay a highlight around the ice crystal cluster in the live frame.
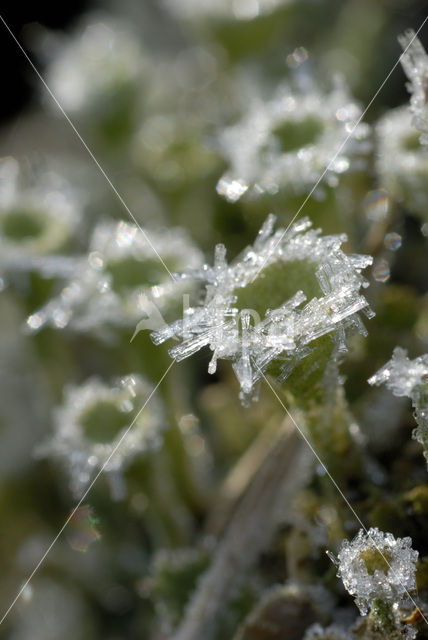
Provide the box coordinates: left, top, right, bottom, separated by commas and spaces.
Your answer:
36, 374, 164, 499
217, 79, 370, 202
0, 157, 81, 274
152, 214, 373, 404
27, 221, 202, 335
333, 527, 418, 616
369, 347, 428, 466
399, 30, 428, 145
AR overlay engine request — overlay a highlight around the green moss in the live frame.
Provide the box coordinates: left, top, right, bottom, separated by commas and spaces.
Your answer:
235, 258, 321, 319
2, 210, 45, 240
150, 550, 210, 625
80, 401, 130, 443
370, 598, 395, 634
272, 117, 323, 153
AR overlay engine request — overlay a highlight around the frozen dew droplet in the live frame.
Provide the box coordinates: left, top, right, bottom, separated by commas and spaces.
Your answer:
286, 46, 309, 68
372, 259, 390, 283
66, 505, 101, 552
216, 176, 249, 202
384, 232, 402, 251
363, 188, 390, 222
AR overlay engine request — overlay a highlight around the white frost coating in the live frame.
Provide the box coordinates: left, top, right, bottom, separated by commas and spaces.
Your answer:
216, 78, 370, 202
164, 0, 293, 22
152, 215, 373, 404
0, 157, 81, 270
47, 18, 145, 115
333, 527, 418, 616
369, 346, 428, 466
35, 374, 164, 499
26, 221, 203, 335
399, 30, 428, 145
303, 624, 352, 640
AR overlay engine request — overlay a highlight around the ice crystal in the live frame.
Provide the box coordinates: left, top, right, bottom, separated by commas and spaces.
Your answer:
152, 215, 373, 404
216, 78, 370, 202
26, 221, 203, 335
163, 0, 294, 23
0, 157, 81, 273
47, 18, 145, 119
332, 527, 418, 616
376, 106, 428, 221
369, 347, 428, 466
399, 30, 428, 145
303, 624, 352, 640
36, 374, 164, 499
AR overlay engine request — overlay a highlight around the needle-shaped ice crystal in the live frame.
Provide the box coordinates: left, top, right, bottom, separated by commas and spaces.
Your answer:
369, 347, 428, 466
399, 30, 428, 145
35, 374, 165, 499
152, 215, 373, 404
26, 221, 203, 336
216, 78, 370, 202
331, 527, 418, 617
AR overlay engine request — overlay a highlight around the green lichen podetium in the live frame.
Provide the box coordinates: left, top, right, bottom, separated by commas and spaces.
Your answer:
361, 548, 392, 575
271, 117, 324, 153
1, 209, 46, 240
235, 258, 336, 407
80, 401, 131, 443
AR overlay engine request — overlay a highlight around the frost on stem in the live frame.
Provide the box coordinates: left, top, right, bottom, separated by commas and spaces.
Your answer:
35, 374, 164, 499
331, 528, 418, 620
376, 106, 428, 221
152, 215, 373, 405
216, 78, 370, 202
0, 157, 81, 275
399, 30, 428, 145
26, 221, 203, 335
369, 347, 428, 467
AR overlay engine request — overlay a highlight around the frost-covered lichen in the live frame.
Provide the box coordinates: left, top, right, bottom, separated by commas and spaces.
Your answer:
152, 215, 373, 404
36, 374, 164, 499
331, 527, 418, 618
369, 347, 428, 466
27, 221, 202, 335
399, 30, 428, 145
216, 78, 370, 202
376, 106, 428, 221
0, 157, 81, 273
46, 19, 145, 129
